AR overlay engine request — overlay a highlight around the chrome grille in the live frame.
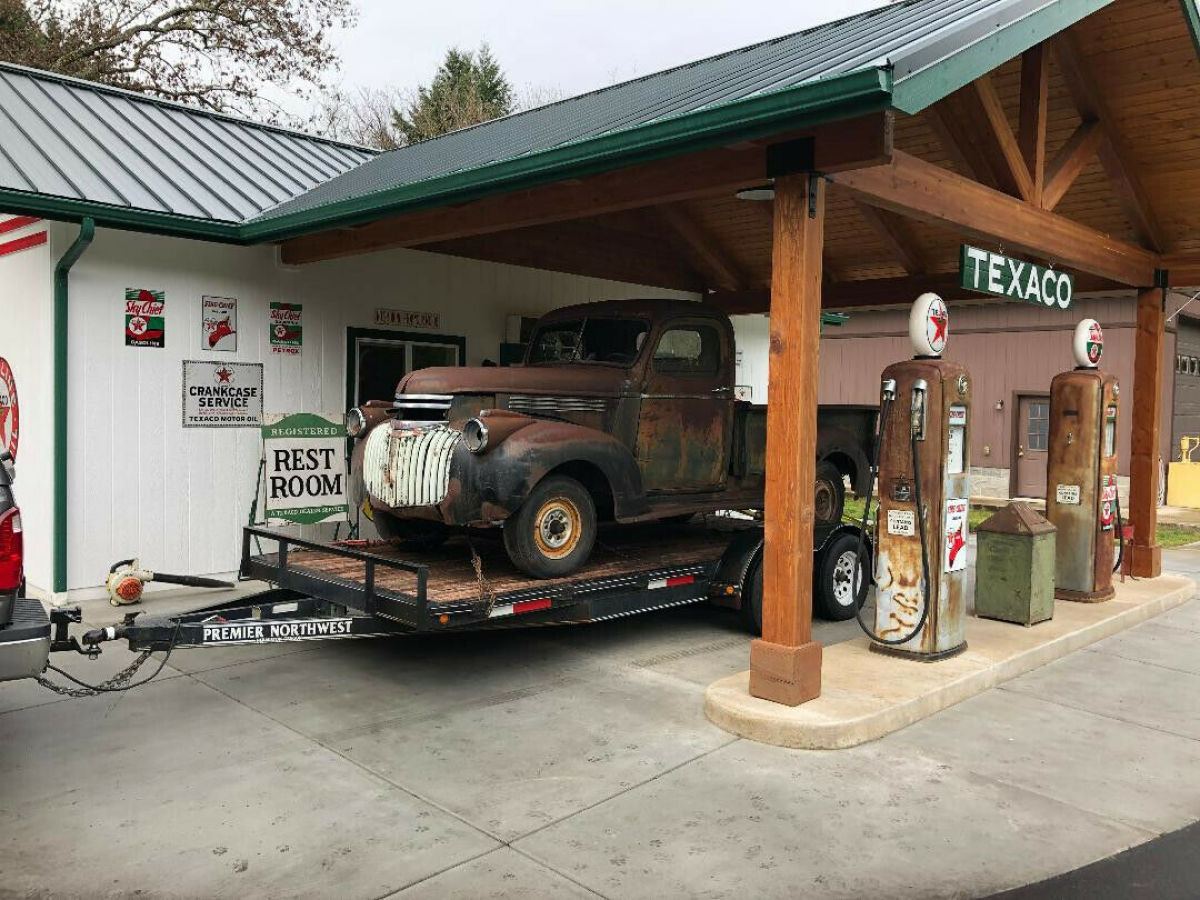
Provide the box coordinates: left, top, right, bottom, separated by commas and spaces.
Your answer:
508, 395, 608, 414
363, 423, 460, 508
392, 393, 452, 422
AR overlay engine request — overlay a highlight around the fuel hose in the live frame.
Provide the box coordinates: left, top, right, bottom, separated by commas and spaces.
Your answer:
851, 392, 932, 646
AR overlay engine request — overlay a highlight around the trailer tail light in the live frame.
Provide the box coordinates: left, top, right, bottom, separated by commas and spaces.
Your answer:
488, 597, 552, 619
0, 507, 23, 592
648, 574, 695, 590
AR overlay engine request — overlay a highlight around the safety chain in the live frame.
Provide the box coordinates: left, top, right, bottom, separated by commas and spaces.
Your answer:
467, 539, 498, 617
36, 649, 155, 698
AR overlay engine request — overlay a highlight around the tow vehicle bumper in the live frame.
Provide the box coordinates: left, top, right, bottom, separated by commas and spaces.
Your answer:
0, 597, 50, 682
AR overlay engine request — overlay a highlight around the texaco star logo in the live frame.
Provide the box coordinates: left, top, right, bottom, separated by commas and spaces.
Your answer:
925, 295, 948, 354
127, 315, 149, 337
214, 366, 234, 385
0, 358, 18, 461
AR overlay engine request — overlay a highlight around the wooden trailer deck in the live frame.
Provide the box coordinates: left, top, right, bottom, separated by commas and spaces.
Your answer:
247, 522, 750, 607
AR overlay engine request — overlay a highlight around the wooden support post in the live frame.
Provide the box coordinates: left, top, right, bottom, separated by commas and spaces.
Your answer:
1129, 286, 1164, 577
748, 172, 824, 706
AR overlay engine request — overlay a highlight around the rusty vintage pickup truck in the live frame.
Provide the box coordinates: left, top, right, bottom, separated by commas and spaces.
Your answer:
346, 299, 875, 577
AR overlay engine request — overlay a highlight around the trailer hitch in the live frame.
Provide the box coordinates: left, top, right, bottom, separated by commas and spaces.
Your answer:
49, 606, 98, 658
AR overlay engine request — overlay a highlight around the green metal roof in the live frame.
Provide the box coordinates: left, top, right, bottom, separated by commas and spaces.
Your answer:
0, 0, 1124, 244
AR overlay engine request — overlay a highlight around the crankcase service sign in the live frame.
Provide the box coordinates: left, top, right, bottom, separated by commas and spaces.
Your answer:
182, 360, 263, 428
0, 357, 17, 460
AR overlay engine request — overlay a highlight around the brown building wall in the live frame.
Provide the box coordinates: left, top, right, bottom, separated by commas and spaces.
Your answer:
816, 295, 1175, 481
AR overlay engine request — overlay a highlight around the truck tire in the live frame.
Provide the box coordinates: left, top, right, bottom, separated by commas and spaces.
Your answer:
815, 531, 869, 621
814, 461, 845, 525
741, 552, 763, 635
503, 475, 597, 578
373, 511, 449, 550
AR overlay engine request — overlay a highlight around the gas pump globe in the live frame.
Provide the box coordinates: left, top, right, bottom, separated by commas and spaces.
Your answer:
1045, 319, 1120, 602
860, 293, 971, 660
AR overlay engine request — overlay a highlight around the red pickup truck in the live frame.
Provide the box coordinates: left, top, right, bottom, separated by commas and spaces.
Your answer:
347, 299, 874, 577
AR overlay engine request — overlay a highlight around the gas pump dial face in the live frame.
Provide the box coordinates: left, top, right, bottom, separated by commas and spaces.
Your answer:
1072, 319, 1103, 368
909, 292, 948, 357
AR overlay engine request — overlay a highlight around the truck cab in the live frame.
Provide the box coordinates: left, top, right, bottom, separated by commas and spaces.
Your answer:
347, 299, 872, 578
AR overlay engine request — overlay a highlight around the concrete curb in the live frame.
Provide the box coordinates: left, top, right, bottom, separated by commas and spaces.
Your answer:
705, 574, 1196, 750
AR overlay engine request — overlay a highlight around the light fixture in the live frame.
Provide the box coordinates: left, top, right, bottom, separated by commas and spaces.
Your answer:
994, 399, 1004, 411
735, 184, 775, 201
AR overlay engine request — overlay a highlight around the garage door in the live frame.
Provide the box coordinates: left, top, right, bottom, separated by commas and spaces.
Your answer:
1172, 316, 1200, 460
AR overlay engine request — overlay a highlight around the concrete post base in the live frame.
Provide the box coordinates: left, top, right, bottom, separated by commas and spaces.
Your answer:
748, 638, 822, 706
1130, 544, 1162, 578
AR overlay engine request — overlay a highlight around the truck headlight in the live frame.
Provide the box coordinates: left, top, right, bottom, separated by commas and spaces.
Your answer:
345, 407, 367, 438
463, 417, 489, 454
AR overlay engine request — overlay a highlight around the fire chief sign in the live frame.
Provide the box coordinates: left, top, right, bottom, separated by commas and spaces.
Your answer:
261, 413, 348, 525
0, 357, 17, 460
182, 360, 263, 428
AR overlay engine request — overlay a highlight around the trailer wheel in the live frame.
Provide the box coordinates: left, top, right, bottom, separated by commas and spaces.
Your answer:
742, 552, 763, 635
503, 475, 596, 578
372, 511, 449, 550
814, 461, 845, 525
815, 532, 869, 620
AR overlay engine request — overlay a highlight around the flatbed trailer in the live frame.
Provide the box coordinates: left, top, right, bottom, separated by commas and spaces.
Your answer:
67, 519, 869, 656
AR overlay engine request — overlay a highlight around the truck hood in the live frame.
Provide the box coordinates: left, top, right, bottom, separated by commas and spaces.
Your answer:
397, 365, 631, 397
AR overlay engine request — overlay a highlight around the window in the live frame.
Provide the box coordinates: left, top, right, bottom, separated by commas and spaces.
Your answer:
653, 325, 722, 375
352, 334, 461, 405
1026, 400, 1049, 452
526, 317, 649, 366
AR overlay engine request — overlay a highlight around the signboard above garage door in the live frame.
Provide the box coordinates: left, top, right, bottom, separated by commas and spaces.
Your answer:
959, 245, 1073, 310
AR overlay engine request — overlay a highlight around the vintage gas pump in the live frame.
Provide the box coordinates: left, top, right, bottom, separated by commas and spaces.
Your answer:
854, 293, 971, 660
1045, 319, 1120, 602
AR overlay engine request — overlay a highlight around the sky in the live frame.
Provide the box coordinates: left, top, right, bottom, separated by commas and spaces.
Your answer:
324, 0, 892, 107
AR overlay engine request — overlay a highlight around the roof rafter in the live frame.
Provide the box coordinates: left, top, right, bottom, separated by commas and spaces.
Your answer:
1018, 43, 1049, 206
655, 202, 748, 291
1052, 30, 1166, 251
853, 200, 930, 274
1043, 119, 1103, 211
971, 74, 1035, 201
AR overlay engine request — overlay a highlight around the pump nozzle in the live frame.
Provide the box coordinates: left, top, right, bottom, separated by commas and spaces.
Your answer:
881, 378, 897, 402
910, 378, 927, 440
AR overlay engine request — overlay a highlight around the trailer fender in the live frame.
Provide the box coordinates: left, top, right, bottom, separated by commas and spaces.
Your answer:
708, 527, 764, 611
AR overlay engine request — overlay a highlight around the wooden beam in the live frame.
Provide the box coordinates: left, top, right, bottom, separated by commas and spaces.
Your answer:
748, 172, 824, 707
971, 74, 1034, 201
706, 270, 1119, 314
1129, 286, 1165, 577
1053, 32, 1166, 252
926, 92, 996, 185
828, 151, 1159, 286
1161, 252, 1200, 287
1042, 120, 1103, 211
655, 203, 746, 291
281, 113, 893, 265
1018, 44, 1049, 206
853, 200, 929, 275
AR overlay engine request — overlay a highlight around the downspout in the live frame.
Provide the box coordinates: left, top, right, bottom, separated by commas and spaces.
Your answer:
53, 218, 94, 594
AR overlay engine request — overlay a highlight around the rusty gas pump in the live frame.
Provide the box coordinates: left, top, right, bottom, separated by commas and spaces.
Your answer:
853, 293, 971, 660
1045, 319, 1120, 602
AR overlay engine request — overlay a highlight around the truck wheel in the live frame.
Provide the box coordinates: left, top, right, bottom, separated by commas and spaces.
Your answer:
741, 552, 763, 635
815, 532, 869, 621
373, 511, 449, 550
503, 476, 596, 578
814, 461, 845, 525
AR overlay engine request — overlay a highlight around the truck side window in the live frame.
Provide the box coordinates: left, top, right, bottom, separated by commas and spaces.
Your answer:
653, 325, 721, 375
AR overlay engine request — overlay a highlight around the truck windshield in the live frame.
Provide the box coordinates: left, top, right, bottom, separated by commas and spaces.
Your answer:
527, 318, 650, 366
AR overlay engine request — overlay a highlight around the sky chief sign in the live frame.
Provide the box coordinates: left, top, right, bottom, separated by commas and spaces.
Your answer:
959, 244, 1073, 310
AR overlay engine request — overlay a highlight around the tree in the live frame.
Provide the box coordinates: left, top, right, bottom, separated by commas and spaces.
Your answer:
0, 0, 356, 120
310, 83, 404, 149
393, 44, 514, 145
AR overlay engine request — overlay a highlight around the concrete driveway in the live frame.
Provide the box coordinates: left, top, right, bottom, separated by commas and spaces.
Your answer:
3, 550, 1200, 898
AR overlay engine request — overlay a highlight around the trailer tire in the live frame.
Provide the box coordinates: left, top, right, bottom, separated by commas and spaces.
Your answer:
814, 461, 845, 525
742, 552, 763, 635
503, 475, 596, 578
815, 531, 869, 620
372, 511, 449, 550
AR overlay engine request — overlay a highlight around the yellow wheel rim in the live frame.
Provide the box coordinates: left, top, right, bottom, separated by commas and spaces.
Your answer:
533, 498, 582, 559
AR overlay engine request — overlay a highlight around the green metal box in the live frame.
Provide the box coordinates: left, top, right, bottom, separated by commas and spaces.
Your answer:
974, 503, 1057, 626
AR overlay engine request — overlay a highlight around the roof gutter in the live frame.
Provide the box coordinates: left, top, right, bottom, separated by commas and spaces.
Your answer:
0, 190, 242, 243
241, 67, 894, 243
53, 218, 94, 595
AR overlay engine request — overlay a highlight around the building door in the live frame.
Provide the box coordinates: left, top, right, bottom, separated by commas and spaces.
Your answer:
347, 327, 465, 406
1013, 394, 1050, 498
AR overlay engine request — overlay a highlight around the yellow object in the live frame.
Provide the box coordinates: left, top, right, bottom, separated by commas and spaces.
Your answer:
1168, 459, 1200, 508
1182, 436, 1200, 463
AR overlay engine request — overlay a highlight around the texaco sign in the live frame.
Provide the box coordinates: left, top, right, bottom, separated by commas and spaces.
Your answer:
0, 357, 17, 461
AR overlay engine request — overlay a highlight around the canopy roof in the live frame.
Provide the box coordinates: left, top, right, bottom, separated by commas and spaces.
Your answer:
0, 0, 1140, 243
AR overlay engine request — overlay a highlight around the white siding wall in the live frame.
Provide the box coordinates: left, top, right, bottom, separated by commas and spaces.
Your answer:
61, 226, 690, 591
0, 219, 53, 588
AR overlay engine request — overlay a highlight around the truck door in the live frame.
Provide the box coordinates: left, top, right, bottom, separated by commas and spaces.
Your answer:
636, 320, 732, 492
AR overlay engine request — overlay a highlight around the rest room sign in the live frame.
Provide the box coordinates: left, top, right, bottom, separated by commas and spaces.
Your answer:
261, 413, 348, 525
